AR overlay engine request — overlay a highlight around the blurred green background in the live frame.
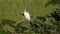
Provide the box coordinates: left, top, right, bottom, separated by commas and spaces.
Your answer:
0, 0, 54, 21
0, 0, 59, 34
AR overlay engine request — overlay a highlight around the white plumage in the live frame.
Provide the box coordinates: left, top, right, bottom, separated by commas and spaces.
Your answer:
24, 9, 31, 20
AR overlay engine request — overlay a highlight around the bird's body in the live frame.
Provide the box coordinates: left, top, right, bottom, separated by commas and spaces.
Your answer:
24, 10, 31, 20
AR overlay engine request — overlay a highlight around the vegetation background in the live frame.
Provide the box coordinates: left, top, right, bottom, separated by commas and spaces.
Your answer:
0, 0, 60, 34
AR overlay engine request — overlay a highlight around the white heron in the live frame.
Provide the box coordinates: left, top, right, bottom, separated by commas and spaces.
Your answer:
24, 9, 31, 20
13, 9, 31, 25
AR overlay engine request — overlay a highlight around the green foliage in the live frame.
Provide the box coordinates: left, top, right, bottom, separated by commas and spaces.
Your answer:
1, 19, 15, 26
0, 28, 11, 34
0, 8, 60, 34
45, 0, 59, 7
